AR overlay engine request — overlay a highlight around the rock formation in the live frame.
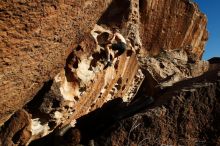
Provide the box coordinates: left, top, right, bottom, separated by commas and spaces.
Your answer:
0, 0, 113, 125
0, 0, 219, 146
87, 69, 220, 146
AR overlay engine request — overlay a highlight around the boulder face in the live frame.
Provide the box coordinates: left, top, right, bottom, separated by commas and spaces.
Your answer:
139, 49, 210, 96
0, 0, 113, 125
89, 70, 220, 146
139, 0, 208, 58
1, 0, 218, 146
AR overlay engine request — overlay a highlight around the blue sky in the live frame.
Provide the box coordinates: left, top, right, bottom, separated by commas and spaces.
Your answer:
194, 0, 220, 60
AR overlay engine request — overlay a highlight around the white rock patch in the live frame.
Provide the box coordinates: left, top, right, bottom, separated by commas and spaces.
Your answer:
31, 118, 50, 137
76, 59, 95, 83
55, 72, 79, 101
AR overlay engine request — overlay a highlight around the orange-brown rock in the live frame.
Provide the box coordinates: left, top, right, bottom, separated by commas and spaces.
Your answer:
0, 0, 113, 125
139, 0, 208, 59
0, 0, 212, 145
22, 25, 144, 143
0, 109, 31, 146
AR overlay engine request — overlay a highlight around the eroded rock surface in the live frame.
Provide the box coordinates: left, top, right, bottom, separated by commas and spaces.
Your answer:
1, 0, 218, 146
139, 49, 209, 96
0, 0, 113, 125
90, 70, 220, 146
0, 110, 31, 146
1, 23, 145, 144
139, 0, 208, 58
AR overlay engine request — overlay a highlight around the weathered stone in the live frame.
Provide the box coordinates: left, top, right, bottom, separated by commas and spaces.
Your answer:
0, 0, 215, 145
0, 0, 113, 125
8, 25, 143, 144
139, 0, 208, 59
0, 110, 31, 146
88, 69, 220, 146
140, 49, 210, 96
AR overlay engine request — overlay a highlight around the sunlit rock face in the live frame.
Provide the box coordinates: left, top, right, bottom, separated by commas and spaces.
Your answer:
0, 0, 113, 126
0, 0, 212, 145
3, 25, 143, 143
139, 0, 208, 59
139, 49, 209, 96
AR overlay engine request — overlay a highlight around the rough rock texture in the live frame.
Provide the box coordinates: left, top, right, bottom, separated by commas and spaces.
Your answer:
89, 69, 220, 146
26, 68, 220, 146
139, 0, 208, 59
24, 25, 144, 143
1, 0, 216, 146
0, 110, 31, 146
0, 0, 113, 125
140, 49, 209, 96
0, 23, 145, 145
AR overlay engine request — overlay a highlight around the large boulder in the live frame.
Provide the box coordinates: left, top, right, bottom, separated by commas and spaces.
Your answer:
139, 0, 208, 58
0, 0, 113, 125
0, 0, 212, 145
84, 69, 220, 146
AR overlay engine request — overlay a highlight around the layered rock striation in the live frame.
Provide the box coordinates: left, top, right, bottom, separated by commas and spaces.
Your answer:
0, 0, 217, 146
